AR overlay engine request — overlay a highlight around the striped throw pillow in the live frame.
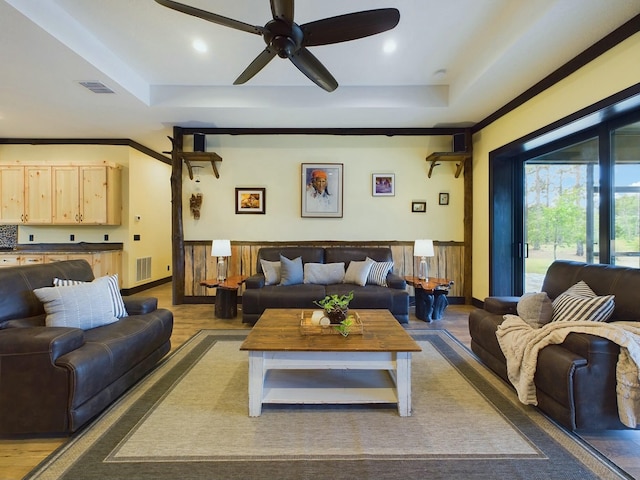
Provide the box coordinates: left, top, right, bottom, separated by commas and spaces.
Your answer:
53, 274, 128, 318
366, 258, 394, 286
551, 280, 614, 323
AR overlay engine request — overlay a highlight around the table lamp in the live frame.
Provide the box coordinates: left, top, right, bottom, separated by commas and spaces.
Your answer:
414, 239, 434, 280
211, 239, 231, 282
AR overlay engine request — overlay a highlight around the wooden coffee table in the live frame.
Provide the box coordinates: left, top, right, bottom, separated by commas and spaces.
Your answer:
239, 309, 421, 417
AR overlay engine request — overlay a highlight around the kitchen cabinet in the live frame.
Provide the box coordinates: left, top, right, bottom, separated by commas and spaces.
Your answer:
0, 165, 52, 224
52, 165, 122, 225
1, 250, 122, 286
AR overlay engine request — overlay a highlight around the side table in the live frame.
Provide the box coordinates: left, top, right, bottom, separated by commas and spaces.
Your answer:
404, 276, 454, 322
200, 275, 247, 319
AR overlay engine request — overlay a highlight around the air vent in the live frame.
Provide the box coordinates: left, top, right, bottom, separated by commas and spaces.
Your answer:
136, 257, 152, 282
79, 81, 115, 94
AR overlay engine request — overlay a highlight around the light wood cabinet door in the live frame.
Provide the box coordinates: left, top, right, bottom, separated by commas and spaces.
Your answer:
52, 166, 81, 224
20, 255, 44, 265
25, 166, 52, 224
0, 166, 25, 223
80, 166, 108, 224
0, 255, 20, 268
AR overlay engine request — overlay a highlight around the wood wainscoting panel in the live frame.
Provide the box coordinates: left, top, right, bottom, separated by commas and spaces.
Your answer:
184, 241, 466, 301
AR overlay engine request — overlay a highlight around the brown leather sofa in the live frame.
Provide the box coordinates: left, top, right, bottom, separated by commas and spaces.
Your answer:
242, 247, 409, 324
0, 260, 173, 436
469, 260, 640, 430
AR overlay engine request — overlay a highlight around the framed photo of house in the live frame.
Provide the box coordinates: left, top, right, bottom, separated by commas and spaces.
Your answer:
412, 201, 426, 213
439, 192, 450, 205
235, 188, 266, 214
372, 173, 395, 196
301, 163, 343, 218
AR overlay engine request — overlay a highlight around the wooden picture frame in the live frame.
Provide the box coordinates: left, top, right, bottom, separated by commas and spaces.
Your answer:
412, 201, 426, 213
235, 188, 266, 214
301, 163, 343, 218
372, 173, 395, 196
439, 192, 450, 205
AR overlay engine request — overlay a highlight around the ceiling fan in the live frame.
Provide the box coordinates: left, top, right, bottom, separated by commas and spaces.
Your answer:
155, 0, 400, 92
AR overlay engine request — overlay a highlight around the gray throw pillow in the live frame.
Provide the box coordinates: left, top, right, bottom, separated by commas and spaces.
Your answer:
260, 259, 281, 285
34, 276, 119, 330
304, 262, 345, 285
343, 258, 375, 286
517, 292, 553, 328
279, 255, 303, 286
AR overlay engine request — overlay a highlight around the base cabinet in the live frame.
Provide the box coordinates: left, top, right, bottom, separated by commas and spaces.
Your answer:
0, 251, 122, 286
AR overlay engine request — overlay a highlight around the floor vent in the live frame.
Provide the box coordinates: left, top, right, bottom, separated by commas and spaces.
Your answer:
79, 81, 115, 94
136, 257, 152, 282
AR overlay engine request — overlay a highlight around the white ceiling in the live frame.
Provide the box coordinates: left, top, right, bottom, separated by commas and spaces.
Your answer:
1, 0, 639, 155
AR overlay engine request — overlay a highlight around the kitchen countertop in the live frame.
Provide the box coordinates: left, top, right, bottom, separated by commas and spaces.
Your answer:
0, 243, 123, 253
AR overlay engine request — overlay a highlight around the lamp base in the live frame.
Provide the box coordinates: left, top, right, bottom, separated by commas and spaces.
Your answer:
217, 257, 227, 283
418, 257, 428, 280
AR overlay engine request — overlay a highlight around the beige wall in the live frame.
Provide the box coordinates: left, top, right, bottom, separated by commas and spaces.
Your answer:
0, 144, 172, 288
183, 134, 465, 243
472, 32, 640, 301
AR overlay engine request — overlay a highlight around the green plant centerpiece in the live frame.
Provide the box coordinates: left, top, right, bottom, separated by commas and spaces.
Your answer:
314, 291, 354, 325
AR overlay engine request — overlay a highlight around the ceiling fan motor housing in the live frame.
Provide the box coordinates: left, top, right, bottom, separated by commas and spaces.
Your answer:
263, 19, 303, 58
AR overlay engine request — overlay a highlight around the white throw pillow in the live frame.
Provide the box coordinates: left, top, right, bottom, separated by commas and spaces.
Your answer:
343, 258, 375, 286
35, 276, 119, 330
304, 262, 345, 285
366, 257, 393, 286
551, 280, 615, 323
53, 274, 128, 318
259, 259, 281, 285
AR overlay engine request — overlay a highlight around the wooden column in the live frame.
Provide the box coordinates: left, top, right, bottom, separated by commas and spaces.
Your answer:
171, 127, 185, 304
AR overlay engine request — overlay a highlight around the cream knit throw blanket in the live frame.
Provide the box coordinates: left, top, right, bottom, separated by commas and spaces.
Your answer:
496, 316, 640, 428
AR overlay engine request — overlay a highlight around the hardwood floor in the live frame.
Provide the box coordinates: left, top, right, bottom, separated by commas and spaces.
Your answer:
1, 283, 638, 479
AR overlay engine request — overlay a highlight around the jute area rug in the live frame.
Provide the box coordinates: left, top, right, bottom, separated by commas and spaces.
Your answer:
27, 330, 630, 480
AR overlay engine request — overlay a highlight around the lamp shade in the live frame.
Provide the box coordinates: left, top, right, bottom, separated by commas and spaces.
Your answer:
211, 239, 231, 257
414, 239, 434, 257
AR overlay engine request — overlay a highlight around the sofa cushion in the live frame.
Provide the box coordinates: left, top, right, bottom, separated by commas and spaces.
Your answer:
366, 258, 393, 286
53, 274, 128, 318
517, 292, 553, 328
34, 276, 119, 330
552, 280, 615, 323
304, 262, 345, 285
260, 259, 281, 285
343, 258, 374, 286
279, 255, 303, 286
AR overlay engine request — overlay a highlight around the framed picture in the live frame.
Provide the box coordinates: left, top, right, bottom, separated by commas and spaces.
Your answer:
372, 173, 395, 196
235, 188, 266, 214
301, 163, 343, 218
412, 201, 426, 213
439, 192, 450, 205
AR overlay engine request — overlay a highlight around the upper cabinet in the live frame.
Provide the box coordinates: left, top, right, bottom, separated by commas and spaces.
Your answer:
0, 166, 52, 224
0, 163, 121, 225
52, 165, 122, 225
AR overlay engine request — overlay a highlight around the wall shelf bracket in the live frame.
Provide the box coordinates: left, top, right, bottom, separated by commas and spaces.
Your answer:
181, 152, 223, 179
425, 152, 470, 178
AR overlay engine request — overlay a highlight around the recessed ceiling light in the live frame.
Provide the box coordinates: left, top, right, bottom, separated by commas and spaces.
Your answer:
383, 39, 397, 54
192, 39, 208, 53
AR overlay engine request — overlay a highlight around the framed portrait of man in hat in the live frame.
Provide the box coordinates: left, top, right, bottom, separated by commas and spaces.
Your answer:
301, 163, 343, 218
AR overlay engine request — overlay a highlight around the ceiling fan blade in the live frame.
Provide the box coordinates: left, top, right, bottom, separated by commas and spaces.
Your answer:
289, 48, 338, 92
155, 0, 263, 35
233, 48, 278, 85
301, 8, 400, 46
270, 0, 294, 23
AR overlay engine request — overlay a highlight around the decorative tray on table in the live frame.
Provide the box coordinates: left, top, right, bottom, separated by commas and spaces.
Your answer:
300, 310, 363, 335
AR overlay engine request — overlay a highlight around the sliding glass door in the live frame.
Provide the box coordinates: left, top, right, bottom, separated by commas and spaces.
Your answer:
612, 120, 640, 268
524, 138, 599, 291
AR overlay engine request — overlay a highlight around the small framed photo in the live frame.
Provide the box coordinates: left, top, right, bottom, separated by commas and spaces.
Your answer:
372, 173, 395, 196
301, 163, 343, 218
439, 192, 450, 205
412, 201, 426, 213
235, 188, 266, 214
